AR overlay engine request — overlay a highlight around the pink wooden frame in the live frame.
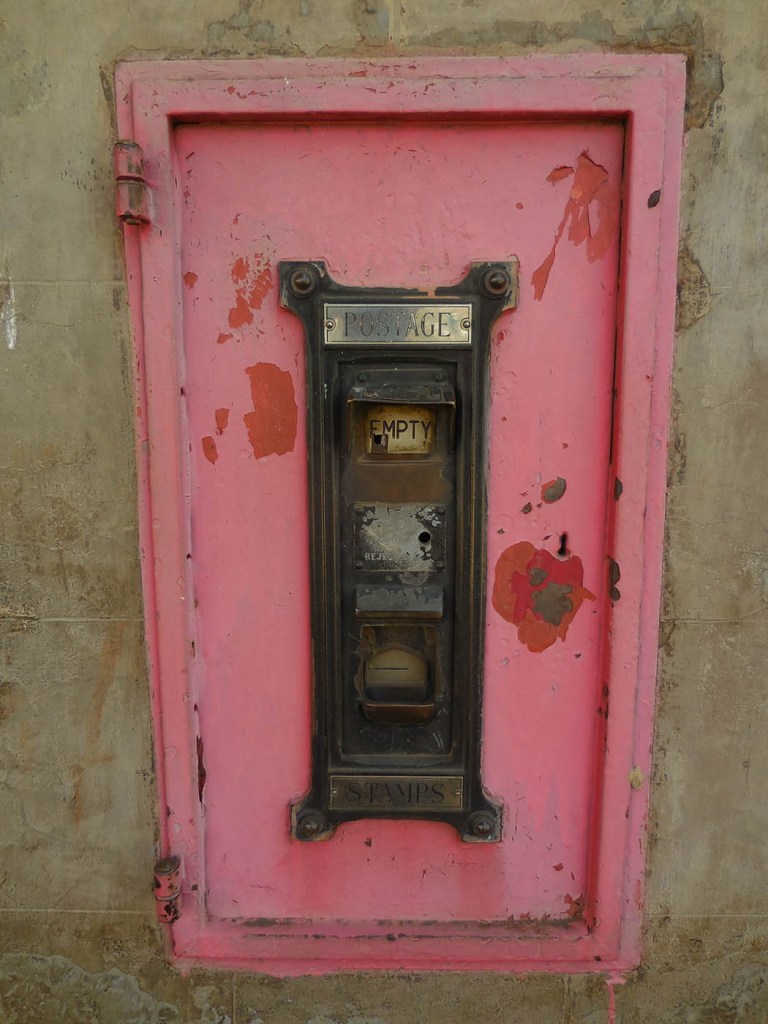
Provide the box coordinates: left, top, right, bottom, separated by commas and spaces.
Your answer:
116, 55, 685, 974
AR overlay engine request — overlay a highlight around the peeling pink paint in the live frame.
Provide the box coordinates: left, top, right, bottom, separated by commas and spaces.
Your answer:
184, 271, 198, 288
216, 332, 233, 345
243, 363, 297, 459
533, 152, 619, 300
227, 254, 274, 328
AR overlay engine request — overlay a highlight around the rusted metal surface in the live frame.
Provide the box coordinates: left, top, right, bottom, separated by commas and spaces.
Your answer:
153, 855, 182, 923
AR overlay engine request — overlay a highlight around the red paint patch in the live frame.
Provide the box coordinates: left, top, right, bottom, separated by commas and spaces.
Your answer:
243, 363, 297, 460
216, 332, 233, 345
202, 436, 218, 464
533, 152, 618, 300
183, 272, 198, 288
215, 408, 229, 435
492, 541, 595, 652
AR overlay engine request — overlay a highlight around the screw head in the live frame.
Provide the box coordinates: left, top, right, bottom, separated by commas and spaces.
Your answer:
481, 268, 511, 297
288, 266, 318, 298
296, 809, 326, 838
325, 318, 336, 330
468, 811, 496, 839
460, 318, 471, 331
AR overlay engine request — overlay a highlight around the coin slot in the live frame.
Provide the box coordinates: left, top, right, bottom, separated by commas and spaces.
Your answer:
364, 647, 429, 704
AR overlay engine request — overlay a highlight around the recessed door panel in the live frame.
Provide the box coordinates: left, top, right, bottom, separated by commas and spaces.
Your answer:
177, 118, 622, 923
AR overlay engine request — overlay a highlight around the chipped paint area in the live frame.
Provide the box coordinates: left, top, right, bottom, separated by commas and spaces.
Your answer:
541, 476, 567, 503
243, 363, 297, 459
228, 254, 273, 328
1, 259, 18, 350
492, 541, 595, 651
532, 152, 618, 300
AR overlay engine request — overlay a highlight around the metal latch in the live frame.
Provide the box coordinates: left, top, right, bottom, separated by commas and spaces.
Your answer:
153, 855, 182, 922
114, 140, 151, 225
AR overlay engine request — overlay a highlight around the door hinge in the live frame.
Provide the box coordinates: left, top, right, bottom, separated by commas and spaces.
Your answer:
153, 855, 182, 922
114, 140, 151, 226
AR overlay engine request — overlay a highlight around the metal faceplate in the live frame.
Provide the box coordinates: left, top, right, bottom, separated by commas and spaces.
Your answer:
280, 261, 518, 842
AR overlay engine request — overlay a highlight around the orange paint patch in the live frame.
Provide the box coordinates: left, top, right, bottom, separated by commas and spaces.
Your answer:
533, 152, 618, 300
243, 363, 297, 460
492, 541, 595, 652
532, 248, 557, 302
183, 272, 198, 288
228, 292, 253, 329
202, 436, 218, 464
216, 332, 233, 345
634, 877, 643, 910
231, 257, 249, 282
248, 265, 272, 310
215, 408, 229, 435
546, 165, 574, 183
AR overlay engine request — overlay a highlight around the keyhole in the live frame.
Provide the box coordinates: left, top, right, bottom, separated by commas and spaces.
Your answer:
557, 532, 569, 557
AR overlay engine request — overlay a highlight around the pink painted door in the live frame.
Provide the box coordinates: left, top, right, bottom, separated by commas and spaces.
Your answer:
178, 118, 621, 924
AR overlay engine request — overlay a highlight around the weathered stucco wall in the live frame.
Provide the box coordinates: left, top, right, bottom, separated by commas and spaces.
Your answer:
1, 1, 766, 1020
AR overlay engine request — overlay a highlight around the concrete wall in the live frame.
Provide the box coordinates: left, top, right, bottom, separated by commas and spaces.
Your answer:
1, 1, 766, 1020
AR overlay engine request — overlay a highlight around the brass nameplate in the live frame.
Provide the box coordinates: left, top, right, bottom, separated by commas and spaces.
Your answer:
330, 775, 463, 810
324, 304, 471, 345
